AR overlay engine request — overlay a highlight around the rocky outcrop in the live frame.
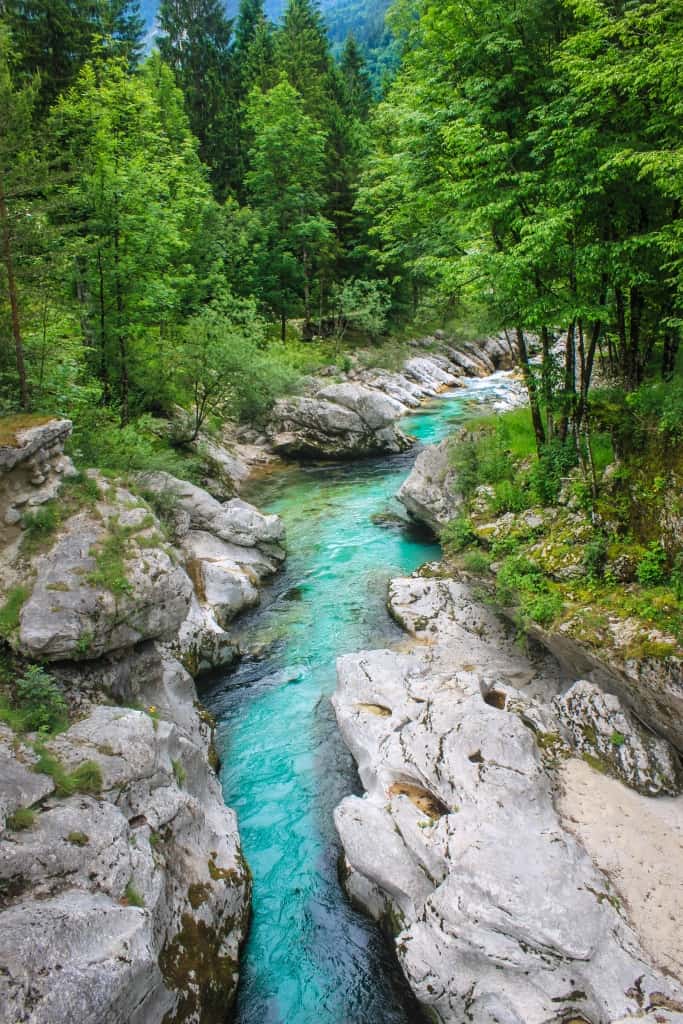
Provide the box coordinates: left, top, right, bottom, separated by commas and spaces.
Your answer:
333, 572, 683, 1024
555, 679, 681, 796
18, 484, 193, 662
397, 440, 461, 533
0, 420, 274, 1022
268, 383, 412, 458
0, 645, 250, 1024
0, 417, 76, 550
267, 341, 517, 461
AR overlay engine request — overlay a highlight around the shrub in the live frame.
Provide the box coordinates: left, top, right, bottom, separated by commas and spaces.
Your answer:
21, 503, 59, 544
583, 536, 608, 581
637, 542, 667, 587
491, 479, 528, 514
441, 515, 475, 554
496, 554, 562, 627
529, 438, 578, 506
462, 550, 492, 573
11, 665, 68, 734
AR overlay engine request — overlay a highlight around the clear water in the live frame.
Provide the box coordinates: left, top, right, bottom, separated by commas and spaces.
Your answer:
200, 374, 517, 1024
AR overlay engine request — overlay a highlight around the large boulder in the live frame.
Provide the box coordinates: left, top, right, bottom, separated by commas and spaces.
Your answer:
0, 649, 251, 1024
267, 383, 412, 458
333, 573, 683, 1024
18, 487, 193, 662
397, 439, 461, 533
138, 472, 285, 559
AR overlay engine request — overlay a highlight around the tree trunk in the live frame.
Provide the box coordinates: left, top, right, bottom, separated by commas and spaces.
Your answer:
113, 227, 129, 426
558, 320, 576, 443
540, 325, 553, 440
0, 174, 29, 410
97, 248, 110, 405
662, 330, 679, 381
515, 327, 545, 452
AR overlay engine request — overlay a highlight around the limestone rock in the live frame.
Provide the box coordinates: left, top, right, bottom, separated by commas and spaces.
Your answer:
555, 679, 681, 795
0, 648, 250, 1024
333, 572, 683, 1024
397, 440, 461, 532
0, 417, 76, 551
18, 492, 193, 662
268, 383, 412, 459
139, 472, 285, 558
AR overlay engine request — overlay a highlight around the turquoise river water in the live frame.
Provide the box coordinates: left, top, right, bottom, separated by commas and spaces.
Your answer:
201, 374, 517, 1024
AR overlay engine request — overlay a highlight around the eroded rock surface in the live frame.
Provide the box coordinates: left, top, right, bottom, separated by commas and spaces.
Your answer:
333, 573, 683, 1024
0, 647, 250, 1024
397, 440, 461, 533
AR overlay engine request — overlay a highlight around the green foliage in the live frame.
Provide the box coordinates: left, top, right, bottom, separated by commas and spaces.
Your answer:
496, 555, 562, 627
33, 746, 103, 796
0, 586, 30, 640
441, 515, 475, 555
87, 521, 133, 596
124, 880, 145, 907
528, 440, 578, 507
637, 543, 668, 588
462, 550, 492, 574
21, 503, 59, 549
172, 758, 187, 786
12, 665, 68, 734
6, 807, 36, 830
583, 536, 608, 582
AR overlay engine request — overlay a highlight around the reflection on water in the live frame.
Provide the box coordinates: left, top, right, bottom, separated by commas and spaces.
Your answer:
200, 373, 518, 1024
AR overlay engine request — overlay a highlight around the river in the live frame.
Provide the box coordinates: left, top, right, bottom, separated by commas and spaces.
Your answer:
200, 372, 518, 1024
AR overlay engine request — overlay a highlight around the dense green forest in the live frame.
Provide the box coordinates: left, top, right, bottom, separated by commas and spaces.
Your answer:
0, 0, 681, 484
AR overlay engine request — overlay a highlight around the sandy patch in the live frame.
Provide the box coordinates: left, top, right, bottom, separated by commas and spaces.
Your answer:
557, 757, 683, 981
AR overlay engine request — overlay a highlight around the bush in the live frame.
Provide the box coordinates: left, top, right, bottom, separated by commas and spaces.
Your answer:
491, 479, 528, 514
21, 503, 59, 545
462, 550, 492, 573
441, 515, 475, 554
637, 542, 667, 586
496, 554, 562, 627
529, 438, 578, 506
11, 665, 68, 734
583, 536, 608, 581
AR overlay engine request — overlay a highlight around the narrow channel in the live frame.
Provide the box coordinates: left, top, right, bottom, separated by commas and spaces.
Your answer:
200, 374, 517, 1024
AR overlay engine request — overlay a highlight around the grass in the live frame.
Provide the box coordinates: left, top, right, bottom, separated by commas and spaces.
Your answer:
0, 664, 69, 736
6, 807, 36, 830
0, 414, 55, 447
172, 758, 187, 787
33, 746, 103, 796
86, 522, 132, 596
0, 586, 30, 640
124, 881, 145, 908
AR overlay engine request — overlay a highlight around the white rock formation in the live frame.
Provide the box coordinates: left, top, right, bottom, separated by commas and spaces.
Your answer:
333, 573, 683, 1024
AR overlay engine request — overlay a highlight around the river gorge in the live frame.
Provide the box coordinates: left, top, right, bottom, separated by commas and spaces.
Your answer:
202, 374, 518, 1023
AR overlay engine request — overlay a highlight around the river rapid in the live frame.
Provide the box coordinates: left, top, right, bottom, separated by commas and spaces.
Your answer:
200, 373, 519, 1024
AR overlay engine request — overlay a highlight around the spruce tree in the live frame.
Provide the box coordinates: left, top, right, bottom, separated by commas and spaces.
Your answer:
158, 0, 238, 197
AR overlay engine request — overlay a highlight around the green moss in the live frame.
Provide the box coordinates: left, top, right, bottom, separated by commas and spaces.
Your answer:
67, 830, 89, 846
159, 913, 241, 1024
6, 807, 36, 830
188, 882, 211, 909
582, 752, 608, 774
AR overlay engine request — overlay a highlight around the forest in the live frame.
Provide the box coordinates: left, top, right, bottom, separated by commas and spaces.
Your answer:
0, 0, 681, 478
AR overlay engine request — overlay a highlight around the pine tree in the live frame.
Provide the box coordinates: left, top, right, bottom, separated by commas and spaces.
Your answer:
234, 0, 265, 62
158, 0, 238, 197
275, 0, 331, 123
339, 34, 372, 120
